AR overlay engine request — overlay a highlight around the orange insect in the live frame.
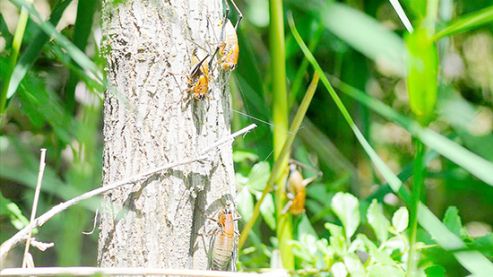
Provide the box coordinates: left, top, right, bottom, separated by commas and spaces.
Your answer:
217, 20, 239, 71
208, 202, 240, 271
186, 50, 211, 100
212, 0, 242, 72
282, 161, 321, 215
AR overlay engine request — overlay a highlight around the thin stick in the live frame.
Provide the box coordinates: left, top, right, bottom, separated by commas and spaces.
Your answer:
388, 0, 413, 32
0, 124, 256, 260
238, 74, 319, 250
21, 149, 47, 268
0, 267, 285, 277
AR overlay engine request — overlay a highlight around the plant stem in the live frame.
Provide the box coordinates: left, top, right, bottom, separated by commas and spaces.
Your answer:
288, 24, 323, 108
407, 138, 425, 276
269, 0, 293, 269
238, 74, 319, 251
0, 0, 33, 116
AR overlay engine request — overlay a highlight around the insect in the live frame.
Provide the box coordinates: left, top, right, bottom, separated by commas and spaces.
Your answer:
211, 0, 242, 72
186, 49, 211, 100
208, 202, 240, 271
282, 161, 321, 215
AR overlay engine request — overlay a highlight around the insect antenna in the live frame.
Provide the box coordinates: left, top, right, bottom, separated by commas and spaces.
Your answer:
227, 0, 243, 30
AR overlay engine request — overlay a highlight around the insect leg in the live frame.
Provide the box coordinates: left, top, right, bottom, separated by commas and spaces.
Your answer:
228, 0, 243, 29
302, 175, 319, 187
222, 0, 231, 39
207, 233, 217, 270
209, 0, 228, 67
190, 52, 210, 77
281, 199, 294, 215
230, 240, 237, 272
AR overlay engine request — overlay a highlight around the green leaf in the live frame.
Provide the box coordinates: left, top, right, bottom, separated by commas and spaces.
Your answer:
381, 235, 407, 254
0, 137, 97, 210
65, 0, 98, 112
406, 26, 438, 124
392, 207, 409, 233
256, 192, 275, 230
311, 2, 406, 75
237, 187, 254, 220
332, 78, 493, 186
331, 262, 348, 277
5, 0, 73, 101
367, 199, 390, 242
425, 264, 446, 277
246, 162, 270, 191
418, 205, 493, 274
325, 223, 346, 256
0, 193, 30, 230
367, 264, 405, 277
331, 192, 360, 239
17, 70, 76, 144
289, 15, 493, 274
343, 254, 365, 277
442, 206, 463, 238
233, 151, 259, 163
435, 6, 493, 40
468, 234, 493, 257
296, 214, 317, 239
9, 0, 102, 85
0, 14, 12, 47
352, 234, 395, 265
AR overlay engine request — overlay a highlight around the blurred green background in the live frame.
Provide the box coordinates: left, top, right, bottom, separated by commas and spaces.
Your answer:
0, 0, 492, 275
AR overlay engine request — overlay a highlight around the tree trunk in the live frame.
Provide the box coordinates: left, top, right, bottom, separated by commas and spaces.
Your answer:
99, 0, 234, 269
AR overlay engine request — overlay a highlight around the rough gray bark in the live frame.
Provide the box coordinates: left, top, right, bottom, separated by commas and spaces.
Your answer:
99, 0, 235, 269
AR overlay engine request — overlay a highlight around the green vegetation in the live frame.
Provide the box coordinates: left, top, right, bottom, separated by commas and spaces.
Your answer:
1, 0, 493, 275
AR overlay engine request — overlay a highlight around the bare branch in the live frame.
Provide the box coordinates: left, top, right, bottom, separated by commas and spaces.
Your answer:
0, 267, 287, 277
0, 124, 256, 260
22, 149, 47, 268
29, 238, 54, 252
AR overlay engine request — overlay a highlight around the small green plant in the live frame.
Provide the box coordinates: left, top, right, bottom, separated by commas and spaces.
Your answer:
291, 193, 425, 276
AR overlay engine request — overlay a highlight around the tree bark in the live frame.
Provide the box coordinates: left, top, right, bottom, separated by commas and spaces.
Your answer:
99, 0, 235, 269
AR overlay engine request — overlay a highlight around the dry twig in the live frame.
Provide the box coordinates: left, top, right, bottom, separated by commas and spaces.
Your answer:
22, 149, 47, 268
0, 124, 256, 260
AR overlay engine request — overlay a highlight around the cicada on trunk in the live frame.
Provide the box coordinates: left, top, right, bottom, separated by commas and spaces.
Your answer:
208, 203, 240, 271
187, 49, 211, 100
211, 0, 242, 72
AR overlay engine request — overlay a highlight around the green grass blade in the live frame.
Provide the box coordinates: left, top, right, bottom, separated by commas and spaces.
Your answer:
408, 139, 426, 276
418, 204, 493, 275
405, 26, 438, 124
307, 1, 406, 76
65, 0, 98, 112
0, 0, 31, 114
239, 73, 320, 251
233, 30, 270, 115
269, 0, 293, 268
435, 6, 493, 40
0, 137, 98, 211
0, 193, 30, 231
9, 0, 103, 84
332, 79, 493, 186
0, 14, 13, 47
5, 0, 72, 103
288, 24, 323, 108
288, 14, 493, 274
388, 0, 414, 32
364, 150, 439, 204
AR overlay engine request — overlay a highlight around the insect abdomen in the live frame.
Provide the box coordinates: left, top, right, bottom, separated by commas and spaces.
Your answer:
211, 232, 235, 270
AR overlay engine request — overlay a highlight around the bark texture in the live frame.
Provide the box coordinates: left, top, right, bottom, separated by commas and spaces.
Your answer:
99, 0, 235, 269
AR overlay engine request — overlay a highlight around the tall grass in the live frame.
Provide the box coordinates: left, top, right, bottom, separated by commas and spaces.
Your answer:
288, 8, 493, 274
269, 0, 293, 269
0, 0, 32, 115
